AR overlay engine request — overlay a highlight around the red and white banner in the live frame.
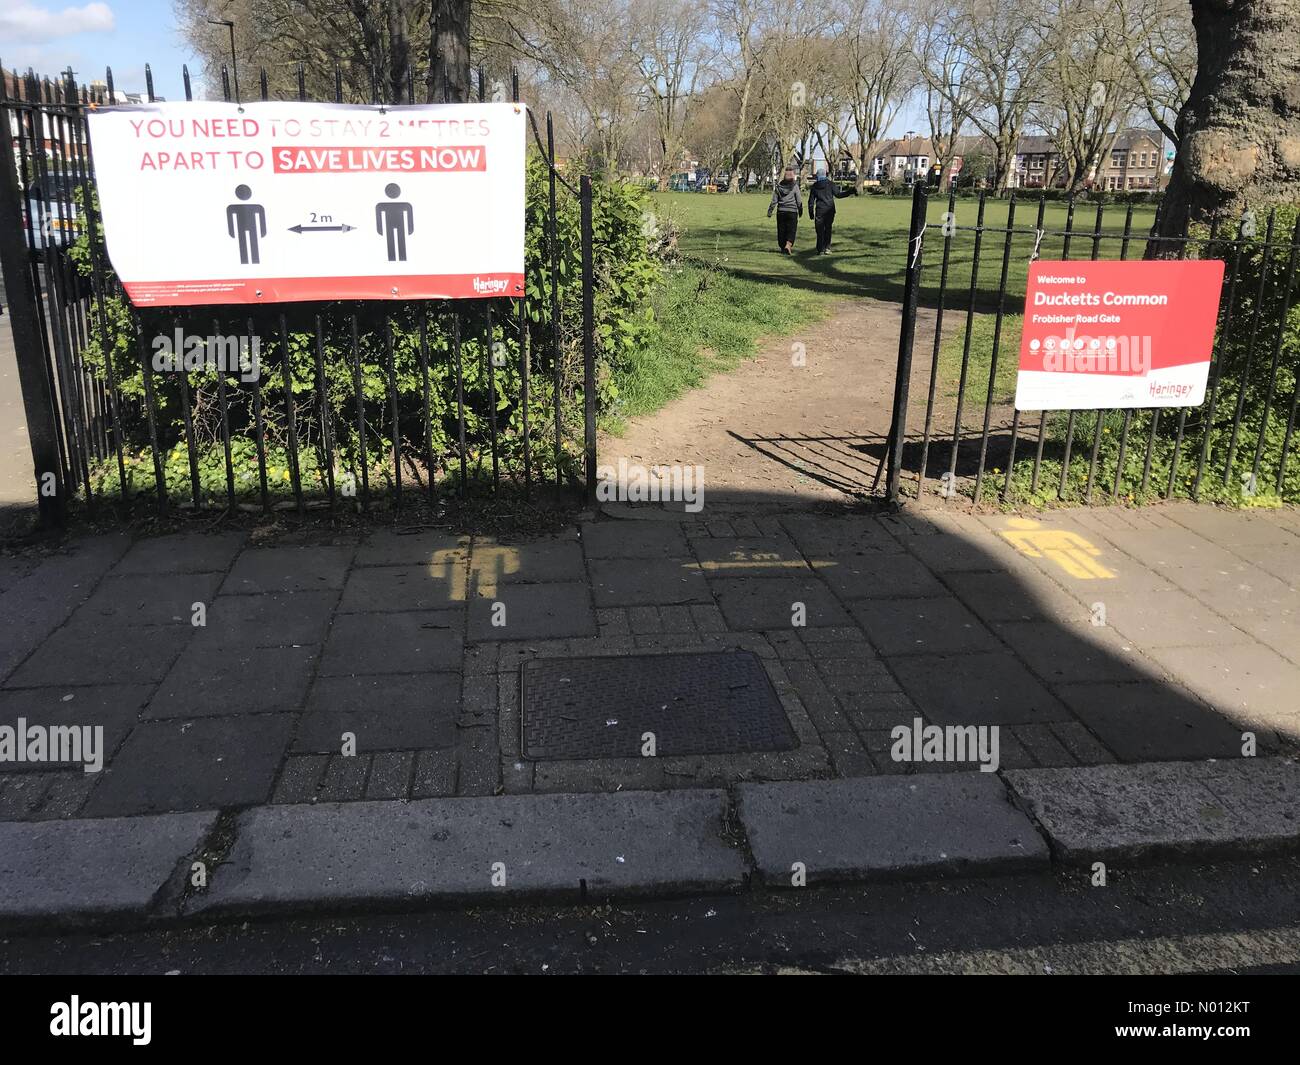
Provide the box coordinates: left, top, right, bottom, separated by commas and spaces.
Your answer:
1016, 259, 1225, 410
86, 102, 526, 307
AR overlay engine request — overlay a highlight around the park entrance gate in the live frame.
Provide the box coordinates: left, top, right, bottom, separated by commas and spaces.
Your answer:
882, 182, 1300, 509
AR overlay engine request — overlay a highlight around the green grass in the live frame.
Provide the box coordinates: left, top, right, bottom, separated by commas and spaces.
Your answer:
609, 258, 828, 426
617, 189, 1158, 437
652, 190, 1159, 308
935, 311, 1022, 411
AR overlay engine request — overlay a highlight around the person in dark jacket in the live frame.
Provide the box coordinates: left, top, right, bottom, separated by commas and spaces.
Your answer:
767, 166, 802, 253
807, 168, 852, 254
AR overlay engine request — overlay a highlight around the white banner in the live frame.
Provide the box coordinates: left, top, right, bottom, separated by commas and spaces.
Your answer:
86, 101, 526, 306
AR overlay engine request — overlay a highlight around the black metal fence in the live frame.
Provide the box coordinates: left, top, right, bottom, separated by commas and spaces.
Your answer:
886, 182, 1300, 508
0, 63, 598, 527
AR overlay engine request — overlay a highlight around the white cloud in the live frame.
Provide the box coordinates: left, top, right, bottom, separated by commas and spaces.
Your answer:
0, 2, 115, 44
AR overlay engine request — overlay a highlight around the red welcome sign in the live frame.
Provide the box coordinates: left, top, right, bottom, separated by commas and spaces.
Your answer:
1016, 259, 1225, 410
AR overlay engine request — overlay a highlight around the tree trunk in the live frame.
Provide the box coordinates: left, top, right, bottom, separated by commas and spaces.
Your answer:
428, 0, 472, 103
1158, 0, 1300, 240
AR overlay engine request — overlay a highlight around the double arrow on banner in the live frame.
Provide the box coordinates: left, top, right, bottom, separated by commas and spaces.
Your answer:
287, 223, 355, 234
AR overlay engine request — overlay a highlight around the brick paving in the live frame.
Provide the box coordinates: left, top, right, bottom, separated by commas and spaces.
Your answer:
0, 502, 1297, 820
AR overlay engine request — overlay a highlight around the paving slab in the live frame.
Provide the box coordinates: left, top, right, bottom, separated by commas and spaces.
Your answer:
72, 572, 223, 627
1006, 757, 1300, 864
5, 621, 190, 687
889, 652, 1072, 726
296, 672, 461, 752
190, 789, 746, 914
1054, 681, 1252, 762
1141, 642, 1300, 730
0, 534, 130, 679
321, 611, 463, 674
111, 531, 246, 575
191, 589, 338, 648
851, 597, 999, 656
737, 775, 1048, 885
901, 531, 1009, 573
0, 811, 216, 923
813, 553, 946, 599
587, 557, 710, 607
338, 563, 464, 612
580, 521, 689, 559
467, 582, 597, 640
0, 684, 152, 771
944, 569, 1085, 624
780, 515, 906, 558
1099, 587, 1253, 648
83, 715, 295, 816
471, 536, 586, 584
710, 575, 852, 630
353, 530, 469, 567
146, 644, 318, 717
221, 545, 354, 594
992, 619, 1151, 685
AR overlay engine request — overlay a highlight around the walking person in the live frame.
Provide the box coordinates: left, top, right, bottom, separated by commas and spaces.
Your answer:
767, 166, 802, 254
808, 168, 852, 254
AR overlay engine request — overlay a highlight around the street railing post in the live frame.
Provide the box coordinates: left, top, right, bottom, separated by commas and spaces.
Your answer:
580, 174, 597, 505
0, 93, 66, 527
886, 181, 928, 504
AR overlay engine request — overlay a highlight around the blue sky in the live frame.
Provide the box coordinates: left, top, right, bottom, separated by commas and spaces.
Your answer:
0, 0, 196, 99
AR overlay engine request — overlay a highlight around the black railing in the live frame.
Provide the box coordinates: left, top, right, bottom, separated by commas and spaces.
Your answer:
887, 182, 1300, 508
0, 63, 597, 526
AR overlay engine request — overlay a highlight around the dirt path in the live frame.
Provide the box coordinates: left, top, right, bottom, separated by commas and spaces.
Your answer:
599, 297, 936, 509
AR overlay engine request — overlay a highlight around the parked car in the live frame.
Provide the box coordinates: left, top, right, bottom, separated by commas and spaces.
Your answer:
23, 173, 81, 254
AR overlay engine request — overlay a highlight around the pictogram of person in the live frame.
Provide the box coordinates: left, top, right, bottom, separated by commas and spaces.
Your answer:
226, 185, 267, 265
376, 183, 414, 262
999, 518, 1116, 580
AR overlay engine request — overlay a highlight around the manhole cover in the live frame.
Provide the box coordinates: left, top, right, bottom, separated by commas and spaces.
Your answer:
521, 651, 797, 760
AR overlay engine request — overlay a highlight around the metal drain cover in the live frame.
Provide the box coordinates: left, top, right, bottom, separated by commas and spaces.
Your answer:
521, 651, 797, 760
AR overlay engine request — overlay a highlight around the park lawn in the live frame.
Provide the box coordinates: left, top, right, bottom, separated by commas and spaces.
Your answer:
616, 191, 1157, 434
651, 190, 1159, 307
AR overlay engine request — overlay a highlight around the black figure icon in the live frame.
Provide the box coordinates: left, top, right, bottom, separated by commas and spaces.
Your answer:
226, 185, 267, 265
375, 183, 414, 262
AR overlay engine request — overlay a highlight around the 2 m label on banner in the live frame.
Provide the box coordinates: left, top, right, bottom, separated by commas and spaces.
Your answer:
86, 102, 526, 307
1015, 259, 1225, 410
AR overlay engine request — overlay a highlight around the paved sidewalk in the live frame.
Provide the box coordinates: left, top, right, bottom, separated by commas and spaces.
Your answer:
0, 500, 1296, 822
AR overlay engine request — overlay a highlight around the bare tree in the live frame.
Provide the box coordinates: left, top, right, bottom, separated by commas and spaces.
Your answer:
629, 0, 715, 189
914, 1, 974, 184
1034, 0, 1139, 192
1110, 0, 1195, 149
491, 0, 641, 171
837, 0, 917, 191
945, 0, 1050, 191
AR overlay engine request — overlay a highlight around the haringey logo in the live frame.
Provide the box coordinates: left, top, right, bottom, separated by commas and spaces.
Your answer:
50, 997, 151, 1045
472, 276, 509, 294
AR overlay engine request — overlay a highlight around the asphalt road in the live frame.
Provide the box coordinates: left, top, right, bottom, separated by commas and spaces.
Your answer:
3, 856, 1299, 975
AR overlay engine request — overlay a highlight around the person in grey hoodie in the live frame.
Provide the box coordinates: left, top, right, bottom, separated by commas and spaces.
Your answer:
767, 166, 802, 253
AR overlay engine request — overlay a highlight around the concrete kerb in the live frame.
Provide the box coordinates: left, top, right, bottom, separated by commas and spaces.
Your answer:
1, 759, 1298, 935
